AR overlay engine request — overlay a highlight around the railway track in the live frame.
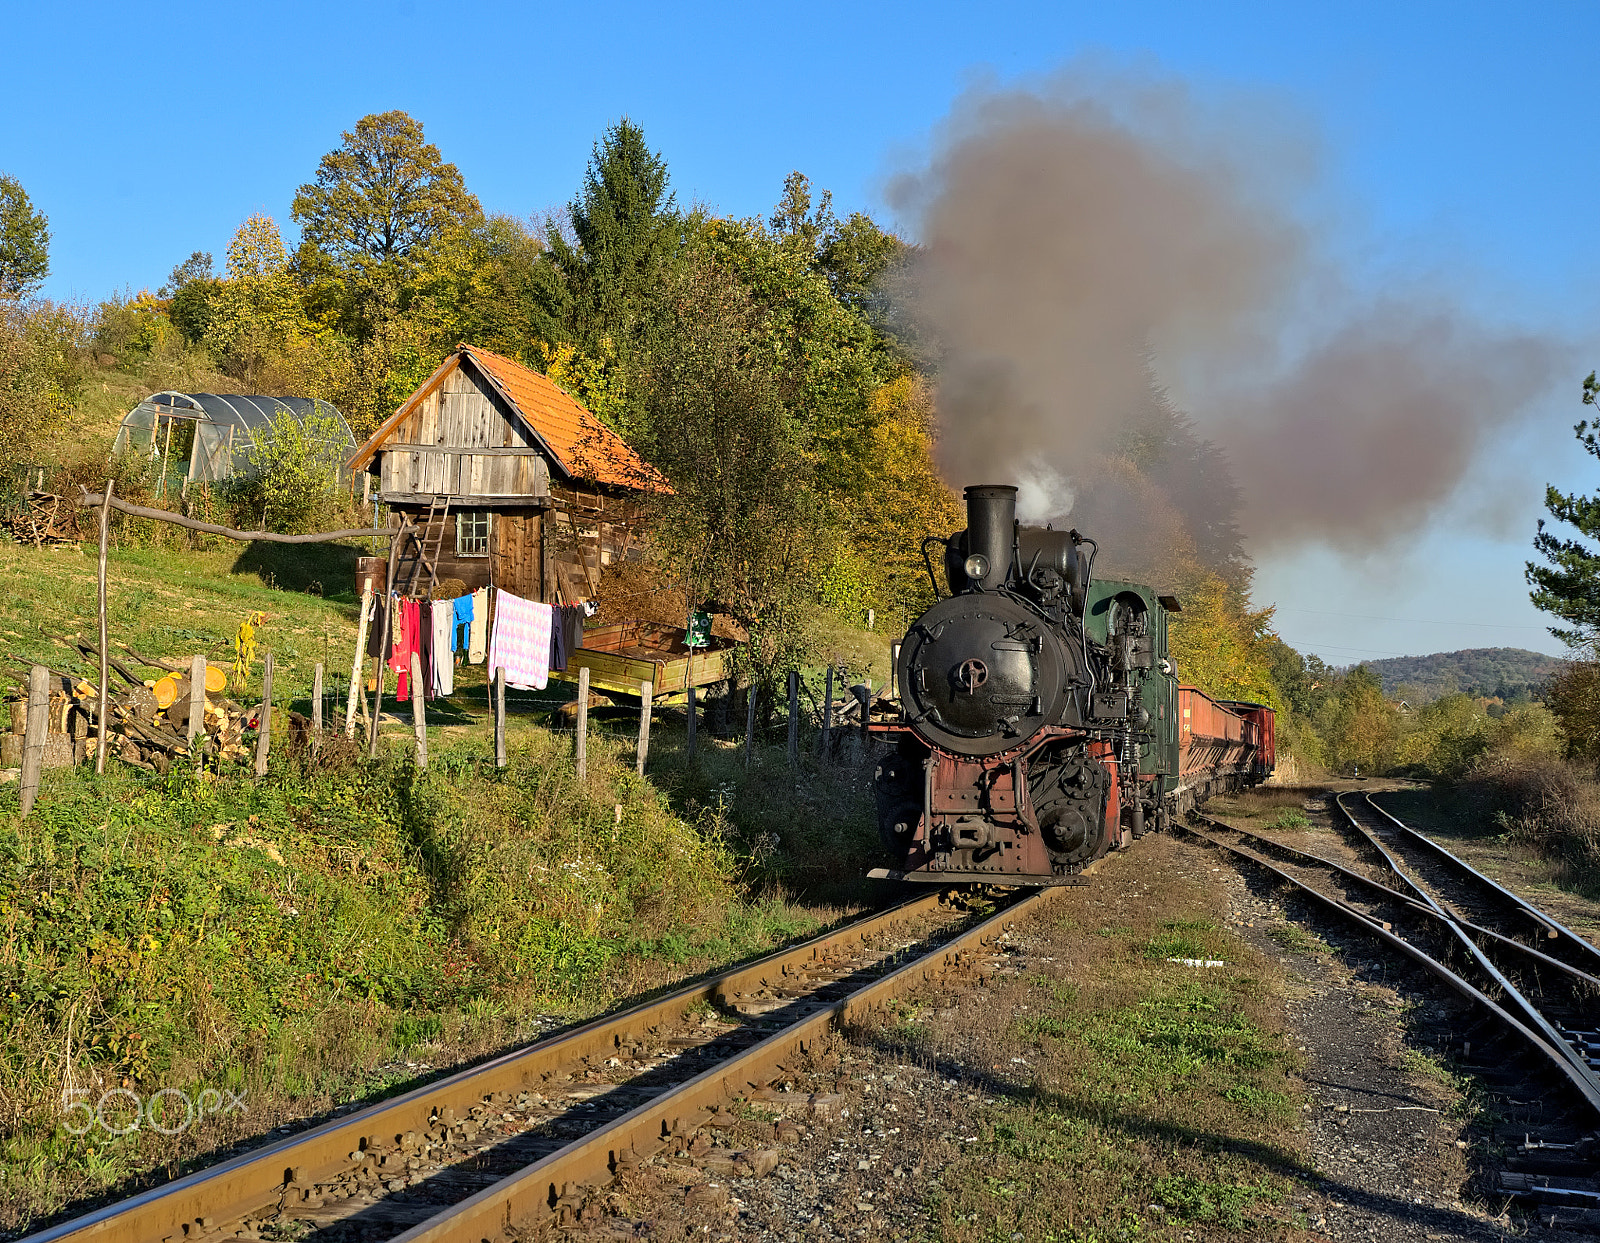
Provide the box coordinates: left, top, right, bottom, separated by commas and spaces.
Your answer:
22, 884, 1064, 1243
1185, 791, 1600, 1218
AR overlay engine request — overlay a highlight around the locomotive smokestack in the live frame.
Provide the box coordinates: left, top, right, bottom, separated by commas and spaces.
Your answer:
964, 484, 1016, 590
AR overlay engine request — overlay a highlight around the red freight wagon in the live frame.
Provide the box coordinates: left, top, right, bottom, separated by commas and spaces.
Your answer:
1176, 687, 1273, 807
1220, 699, 1277, 784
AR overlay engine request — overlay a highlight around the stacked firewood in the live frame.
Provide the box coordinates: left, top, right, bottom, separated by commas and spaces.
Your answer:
4, 663, 253, 774
0, 496, 78, 547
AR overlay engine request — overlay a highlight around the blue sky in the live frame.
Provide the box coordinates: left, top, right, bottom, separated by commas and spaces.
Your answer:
3, 0, 1595, 665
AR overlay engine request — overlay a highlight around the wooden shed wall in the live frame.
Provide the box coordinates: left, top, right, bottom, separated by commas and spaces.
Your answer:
376, 362, 550, 502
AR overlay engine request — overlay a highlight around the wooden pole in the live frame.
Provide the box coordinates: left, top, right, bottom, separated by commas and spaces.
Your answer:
575, 665, 589, 782
686, 685, 697, 759
158, 418, 174, 499
787, 670, 799, 767
74, 491, 394, 544
890, 642, 901, 701
188, 653, 206, 746
856, 682, 870, 746
311, 662, 323, 754
494, 667, 506, 769
19, 665, 48, 818
744, 681, 756, 769
345, 587, 372, 738
95, 480, 113, 775
867, 608, 874, 631
253, 652, 272, 778
410, 652, 427, 769
821, 664, 834, 761
636, 680, 652, 775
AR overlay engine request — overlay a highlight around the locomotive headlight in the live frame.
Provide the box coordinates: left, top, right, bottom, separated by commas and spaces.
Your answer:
963, 553, 990, 581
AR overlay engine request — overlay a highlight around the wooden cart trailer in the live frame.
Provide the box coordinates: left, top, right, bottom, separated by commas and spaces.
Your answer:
550, 620, 735, 701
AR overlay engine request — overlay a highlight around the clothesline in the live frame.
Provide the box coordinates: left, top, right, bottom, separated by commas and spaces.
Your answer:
374, 587, 591, 699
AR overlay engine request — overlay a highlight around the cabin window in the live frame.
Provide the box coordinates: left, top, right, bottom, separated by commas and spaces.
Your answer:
457, 510, 490, 556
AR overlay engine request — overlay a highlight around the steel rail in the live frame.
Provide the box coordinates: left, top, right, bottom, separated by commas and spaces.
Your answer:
1361, 791, 1600, 976
1334, 794, 1600, 1096
1182, 816, 1600, 1117
385, 885, 1063, 1243
1331, 790, 1600, 1094
1199, 815, 1600, 991
19, 892, 958, 1243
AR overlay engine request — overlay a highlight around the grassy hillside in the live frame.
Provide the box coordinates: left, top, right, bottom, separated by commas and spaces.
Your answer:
1360, 647, 1565, 705
0, 535, 887, 1230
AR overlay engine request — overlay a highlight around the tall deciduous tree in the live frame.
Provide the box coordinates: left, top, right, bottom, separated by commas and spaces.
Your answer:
0, 175, 50, 297
1528, 372, 1600, 645
547, 119, 680, 345
292, 112, 480, 269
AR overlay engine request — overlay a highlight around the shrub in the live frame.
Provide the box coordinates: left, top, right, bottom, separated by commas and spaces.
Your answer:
224, 407, 350, 533
0, 297, 86, 464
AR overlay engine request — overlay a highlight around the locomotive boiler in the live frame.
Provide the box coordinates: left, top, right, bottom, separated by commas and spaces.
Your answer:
868, 483, 1274, 885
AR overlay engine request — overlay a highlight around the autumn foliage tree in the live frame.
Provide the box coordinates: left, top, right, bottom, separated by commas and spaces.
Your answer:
292, 111, 481, 272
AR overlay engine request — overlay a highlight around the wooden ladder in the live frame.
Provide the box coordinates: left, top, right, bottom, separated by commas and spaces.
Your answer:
402, 497, 451, 595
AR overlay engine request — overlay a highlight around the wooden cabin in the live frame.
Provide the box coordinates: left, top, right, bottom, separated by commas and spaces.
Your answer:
348, 344, 670, 601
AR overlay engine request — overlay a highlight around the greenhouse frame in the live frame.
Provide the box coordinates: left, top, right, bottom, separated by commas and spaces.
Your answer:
111, 392, 357, 492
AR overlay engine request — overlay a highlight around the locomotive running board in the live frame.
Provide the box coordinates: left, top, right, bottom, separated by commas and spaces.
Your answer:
867, 867, 1088, 887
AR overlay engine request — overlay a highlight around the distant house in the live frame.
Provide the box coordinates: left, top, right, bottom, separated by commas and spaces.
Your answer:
348, 344, 669, 601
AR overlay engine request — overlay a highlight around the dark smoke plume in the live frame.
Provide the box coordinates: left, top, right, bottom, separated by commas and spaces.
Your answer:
889, 67, 1564, 565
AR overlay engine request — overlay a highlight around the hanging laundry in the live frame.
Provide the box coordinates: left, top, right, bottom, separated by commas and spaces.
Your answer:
550, 604, 567, 674
391, 597, 417, 701
562, 604, 586, 661
433, 599, 454, 695
421, 599, 437, 700
469, 587, 489, 664
487, 589, 552, 690
452, 594, 474, 655
366, 593, 389, 658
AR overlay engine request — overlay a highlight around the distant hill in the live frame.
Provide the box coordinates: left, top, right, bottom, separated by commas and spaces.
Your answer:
1356, 648, 1567, 705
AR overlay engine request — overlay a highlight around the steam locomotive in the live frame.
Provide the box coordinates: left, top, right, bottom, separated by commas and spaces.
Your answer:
868, 484, 1275, 885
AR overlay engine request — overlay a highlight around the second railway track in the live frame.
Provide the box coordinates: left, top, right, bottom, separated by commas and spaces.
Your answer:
23, 882, 1068, 1243
1186, 789, 1600, 1217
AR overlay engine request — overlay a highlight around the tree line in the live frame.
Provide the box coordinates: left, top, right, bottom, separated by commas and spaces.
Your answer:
0, 110, 1318, 742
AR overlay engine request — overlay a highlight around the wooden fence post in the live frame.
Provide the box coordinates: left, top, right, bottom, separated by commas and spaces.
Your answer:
820, 665, 834, 761
254, 652, 273, 778
744, 682, 756, 769
686, 685, 697, 759
867, 608, 874, 631
636, 680, 652, 775
188, 653, 206, 747
494, 667, 506, 769
311, 662, 323, 754
575, 666, 590, 782
410, 652, 427, 769
19, 665, 48, 818
890, 642, 901, 701
856, 683, 870, 743
95, 480, 113, 775
787, 670, 799, 767
345, 587, 373, 738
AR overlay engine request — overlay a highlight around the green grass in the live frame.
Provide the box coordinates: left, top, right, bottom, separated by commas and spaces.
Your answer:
898, 844, 1313, 1242
1268, 925, 1326, 955
0, 531, 903, 1232
1264, 809, 1311, 830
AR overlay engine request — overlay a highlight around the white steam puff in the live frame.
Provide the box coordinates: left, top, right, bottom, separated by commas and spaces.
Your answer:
1014, 460, 1075, 526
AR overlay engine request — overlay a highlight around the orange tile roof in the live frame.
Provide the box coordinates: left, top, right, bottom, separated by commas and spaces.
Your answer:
349, 344, 670, 495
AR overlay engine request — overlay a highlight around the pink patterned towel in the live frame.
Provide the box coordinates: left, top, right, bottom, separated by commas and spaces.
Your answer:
487, 590, 552, 690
